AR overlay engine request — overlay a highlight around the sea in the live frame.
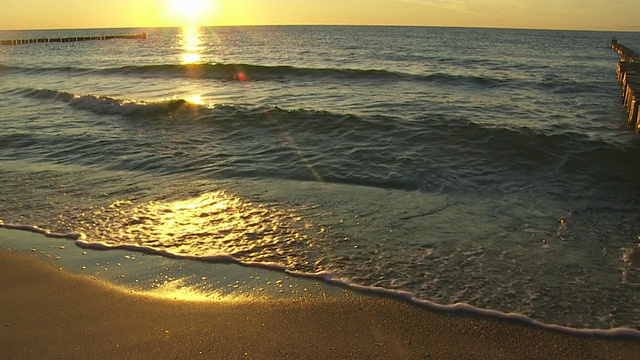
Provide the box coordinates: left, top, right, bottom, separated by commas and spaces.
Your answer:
1, 26, 640, 333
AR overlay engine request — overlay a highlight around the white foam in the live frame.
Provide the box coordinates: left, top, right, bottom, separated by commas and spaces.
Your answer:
74, 236, 640, 338
0, 222, 85, 240
311, 275, 640, 338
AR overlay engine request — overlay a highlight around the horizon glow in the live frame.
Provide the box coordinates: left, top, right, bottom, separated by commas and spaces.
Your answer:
0, 0, 639, 31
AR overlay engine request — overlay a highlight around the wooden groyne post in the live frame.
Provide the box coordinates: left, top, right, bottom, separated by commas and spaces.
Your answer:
612, 38, 640, 130
0, 32, 146, 46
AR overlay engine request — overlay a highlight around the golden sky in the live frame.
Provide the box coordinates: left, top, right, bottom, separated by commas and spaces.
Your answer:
0, 0, 639, 31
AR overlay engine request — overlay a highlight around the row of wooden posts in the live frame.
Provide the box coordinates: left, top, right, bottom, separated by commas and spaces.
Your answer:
0, 32, 146, 46
612, 39, 640, 131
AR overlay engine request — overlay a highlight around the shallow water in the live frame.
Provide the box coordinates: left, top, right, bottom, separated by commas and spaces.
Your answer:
2, 26, 640, 330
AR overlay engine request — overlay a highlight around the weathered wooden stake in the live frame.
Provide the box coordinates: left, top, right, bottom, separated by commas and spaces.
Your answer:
0, 32, 146, 46
612, 39, 640, 131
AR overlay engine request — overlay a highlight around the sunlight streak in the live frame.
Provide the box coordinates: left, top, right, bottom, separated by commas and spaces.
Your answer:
182, 53, 201, 64
185, 94, 204, 105
179, 26, 205, 64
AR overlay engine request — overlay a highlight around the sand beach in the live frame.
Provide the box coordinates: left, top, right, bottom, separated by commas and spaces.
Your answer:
2, 247, 640, 359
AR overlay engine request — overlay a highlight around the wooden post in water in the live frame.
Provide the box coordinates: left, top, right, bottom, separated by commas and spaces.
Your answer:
612, 39, 640, 131
0, 32, 146, 46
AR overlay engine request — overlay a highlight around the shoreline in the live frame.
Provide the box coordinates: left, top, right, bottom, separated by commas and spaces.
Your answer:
2, 226, 640, 337
2, 252, 640, 358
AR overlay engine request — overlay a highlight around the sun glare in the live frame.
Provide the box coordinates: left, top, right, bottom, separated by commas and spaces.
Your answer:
179, 26, 204, 64
185, 94, 204, 105
167, 0, 217, 26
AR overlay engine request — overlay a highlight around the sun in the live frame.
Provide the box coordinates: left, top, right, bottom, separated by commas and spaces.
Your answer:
167, 0, 217, 26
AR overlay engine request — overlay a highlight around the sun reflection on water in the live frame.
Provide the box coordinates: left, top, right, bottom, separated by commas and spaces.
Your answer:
179, 26, 205, 64
185, 94, 204, 105
77, 191, 315, 266
182, 53, 201, 64
176, 27, 208, 105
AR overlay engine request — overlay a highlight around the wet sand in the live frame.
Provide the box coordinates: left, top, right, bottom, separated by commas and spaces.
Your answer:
1, 250, 639, 359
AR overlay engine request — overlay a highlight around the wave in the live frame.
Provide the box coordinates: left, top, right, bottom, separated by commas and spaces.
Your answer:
111, 63, 407, 82
2, 62, 520, 88
107, 64, 514, 87
12, 86, 640, 193
3, 62, 611, 94
3, 222, 640, 337
0, 64, 96, 77
15, 88, 207, 118
0, 221, 84, 240
3, 63, 605, 92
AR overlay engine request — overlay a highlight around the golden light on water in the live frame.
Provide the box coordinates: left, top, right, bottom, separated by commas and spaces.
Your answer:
179, 26, 205, 64
182, 53, 201, 64
182, 28, 202, 51
185, 94, 205, 105
82, 191, 310, 264
142, 278, 258, 303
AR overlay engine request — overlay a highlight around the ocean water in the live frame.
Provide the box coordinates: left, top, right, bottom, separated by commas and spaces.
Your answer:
2, 26, 640, 331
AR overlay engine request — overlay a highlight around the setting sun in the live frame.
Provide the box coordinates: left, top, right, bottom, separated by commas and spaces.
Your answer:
167, 0, 218, 26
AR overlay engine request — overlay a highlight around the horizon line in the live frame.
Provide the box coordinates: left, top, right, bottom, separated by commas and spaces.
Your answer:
1, 24, 639, 33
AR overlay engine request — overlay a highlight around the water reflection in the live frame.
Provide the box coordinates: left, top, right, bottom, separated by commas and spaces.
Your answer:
179, 26, 205, 64
622, 239, 640, 285
178, 27, 206, 105
143, 277, 255, 302
79, 191, 314, 265
185, 94, 204, 105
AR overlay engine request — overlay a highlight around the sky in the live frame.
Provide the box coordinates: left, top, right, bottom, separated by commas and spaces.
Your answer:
0, 0, 639, 31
